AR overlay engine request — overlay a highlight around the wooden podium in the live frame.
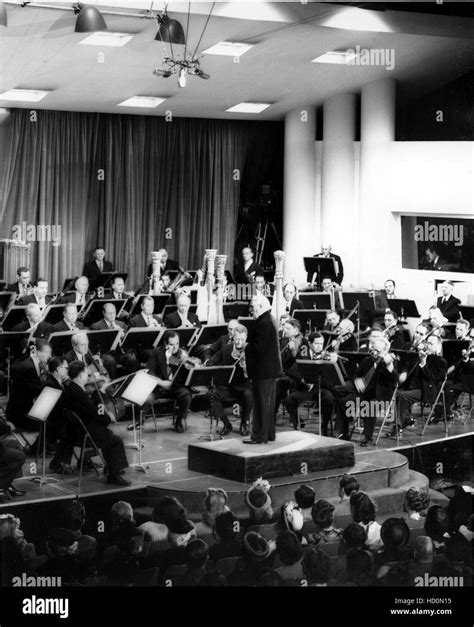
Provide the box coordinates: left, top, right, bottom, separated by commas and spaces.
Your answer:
0, 238, 31, 282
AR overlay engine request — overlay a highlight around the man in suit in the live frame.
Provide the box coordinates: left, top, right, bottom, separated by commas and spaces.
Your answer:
128, 295, 163, 328
6, 339, 52, 432
90, 303, 138, 377
427, 306, 452, 339
206, 324, 253, 436
52, 303, 85, 333
234, 247, 263, 285
19, 278, 52, 309
384, 279, 397, 300
393, 335, 447, 436
6, 266, 32, 299
103, 275, 132, 301
164, 294, 200, 329
275, 318, 305, 427
44, 356, 73, 473
201, 319, 239, 361
312, 244, 344, 285
244, 294, 282, 444
283, 283, 304, 315
146, 331, 192, 434
436, 281, 461, 323
61, 276, 93, 309
82, 247, 114, 279
64, 361, 130, 486
422, 246, 448, 271
13, 303, 53, 339
146, 248, 180, 278
383, 310, 405, 350
454, 319, 470, 341
64, 332, 93, 366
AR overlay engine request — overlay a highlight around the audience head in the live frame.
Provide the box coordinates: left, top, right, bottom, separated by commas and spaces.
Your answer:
311, 500, 336, 531
424, 506, 450, 543
380, 518, 410, 550
111, 501, 134, 528
245, 478, 273, 523
214, 511, 239, 543
294, 484, 315, 510
167, 518, 197, 548
110, 523, 144, 554
350, 492, 376, 525
185, 539, 209, 569
343, 523, 368, 550
302, 548, 331, 585
413, 536, 434, 564
202, 488, 229, 528
281, 502, 304, 535
339, 474, 360, 500
276, 530, 302, 566
0, 513, 21, 541
404, 487, 430, 519
152, 496, 187, 526
346, 548, 374, 585
242, 531, 269, 562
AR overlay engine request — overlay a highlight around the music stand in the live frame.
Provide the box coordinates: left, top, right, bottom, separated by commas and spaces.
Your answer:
86, 329, 121, 355
156, 327, 197, 348
189, 324, 228, 355
223, 302, 250, 320
119, 370, 162, 472
181, 366, 234, 441
460, 305, 474, 321
0, 291, 15, 315
296, 360, 345, 435
129, 294, 170, 316
1, 305, 27, 331
442, 340, 469, 365
49, 331, 75, 356
304, 257, 336, 290
294, 310, 327, 336
118, 328, 164, 354
42, 304, 66, 326
82, 299, 125, 326
26, 386, 63, 486
299, 293, 332, 310
389, 299, 420, 319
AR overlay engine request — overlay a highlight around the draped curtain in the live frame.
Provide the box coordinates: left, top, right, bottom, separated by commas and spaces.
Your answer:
0, 109, 283, 291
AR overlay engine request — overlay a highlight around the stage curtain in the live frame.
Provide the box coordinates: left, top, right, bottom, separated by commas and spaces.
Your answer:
0, 109, 282, 291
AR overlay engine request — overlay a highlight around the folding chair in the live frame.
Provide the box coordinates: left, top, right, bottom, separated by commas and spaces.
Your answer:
421, 376, 448, 436
375, 384, 399, 445
65, 410, 107, 492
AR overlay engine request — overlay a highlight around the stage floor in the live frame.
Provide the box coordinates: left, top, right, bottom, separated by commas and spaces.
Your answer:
1, 407, 472, 509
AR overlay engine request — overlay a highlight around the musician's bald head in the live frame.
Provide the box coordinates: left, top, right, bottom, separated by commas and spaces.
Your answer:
250, 294, 271, 318
71, 331, 89, 354
26, 303, 42, 323
75, 276, 89, 294
321, 244, 332, 256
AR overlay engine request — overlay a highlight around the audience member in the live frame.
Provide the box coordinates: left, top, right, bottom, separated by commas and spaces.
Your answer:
350, 492, 382, 550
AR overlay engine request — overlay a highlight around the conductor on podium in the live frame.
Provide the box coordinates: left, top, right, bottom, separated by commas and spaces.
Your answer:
244, 294, 282, 444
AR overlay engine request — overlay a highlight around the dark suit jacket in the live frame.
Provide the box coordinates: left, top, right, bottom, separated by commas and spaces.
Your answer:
410, 354, 447, 404
234, 260, 263, 285
163, 311, 200, 329
311, 253, 344, 284
286, 298, 304, 315
245, 310, 282, 381
64, 350, 93, 366
436, 295, 461, 323
128, 313, 163, 328
6, 282, 21, 294
6, 356, 44, 428
387, 328, 405, 350
207, 343, 247, 386
204, 334, 231, 359
90, 318, 127, 332
18, 294, 53, 307
146, 346, 170, 381
355, 356, 399, 402
82, 260, 114, 279
146, 259, 180, 277
52, 320, 85, 333
64, 381, 111, 432
12, 320, 53, 339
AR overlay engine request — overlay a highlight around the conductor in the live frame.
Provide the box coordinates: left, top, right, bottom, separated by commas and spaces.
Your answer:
244, 294, 282, 444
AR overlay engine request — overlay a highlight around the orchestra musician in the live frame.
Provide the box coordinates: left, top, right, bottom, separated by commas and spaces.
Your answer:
18, 278, 52, 309
337, 337, 399, 446
282, 283, 303, 315
44, 357, 73, 474
312, 244, 344, 285
206, 323, 253, 436
392, 334, 447, 436
436, 281, 461, 323
201, 319, 239, 361
146, 330, 192, 434
254, 274, 273, 299
384, 279, 397, 300
427, 307, 452, 339
6, 339, 52, 433
323, 310, 341, 334
164, 294, 200, 329
82, 247, 114, 279
128, 295, 163, 328
52, 303, 85, 333
64, 332, 94, 367
244, 294, 282, 445
146, 248, 180, 278
405, 323, 429, 351
328, 319, 358, 353
454, 319, 471, 341
13, 303, 53, 339
444, 327, 474, 419
275, 318, 305, 424
64, 361, 130, 486
321, 277, 335, 293
61, 276, 93, 308
383, 310, 405, 349
6, 266, 32, 298
284, 332, 336, 434
234, 247, 263, 285
103, 275, 133, 301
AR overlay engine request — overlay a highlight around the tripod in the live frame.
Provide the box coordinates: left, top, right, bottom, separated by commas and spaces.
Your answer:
255, 218, 282, 267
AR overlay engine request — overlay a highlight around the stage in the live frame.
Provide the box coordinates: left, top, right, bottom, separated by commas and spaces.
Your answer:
1, 404, 471, 517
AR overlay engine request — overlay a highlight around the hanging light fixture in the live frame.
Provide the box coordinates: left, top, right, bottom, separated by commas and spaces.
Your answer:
0, 2, 7, 28
73, 3, 107, 33
155, 13, 186, 45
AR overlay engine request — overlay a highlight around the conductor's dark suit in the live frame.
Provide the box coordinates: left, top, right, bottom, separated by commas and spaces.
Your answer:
436, 295, 461, 323
82, 260, 114, 280
64, 381, 128, 474
245, 310, 282, 443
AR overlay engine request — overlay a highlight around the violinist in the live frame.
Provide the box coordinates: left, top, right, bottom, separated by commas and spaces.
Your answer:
201, 319, 239, 361
6, 266, 32, 298
91, 303, 138, 378
392, 334, 447, 436
275, 318, 306, 422
102, 275, 133, 301
61, 276, 93, 309
405, 323, 429, 351
329, 319, 358, 353
284, 332, 336, 434
128, 295, 163, 328
206, 324, 252, 436
64, 332, 94, 367
52, 303, 85, 333
146, 330, 192, 434
12, 303, 53, 339
444, 327, 474, 419
45, 357, 74, 474
383, 310, 404, 349
427, 307, 452, 339
323, 310, 340, 333
337, 337, 398, 445
18, 278, 52, 309
454, 319, 470, 341
64, 361, 130, 486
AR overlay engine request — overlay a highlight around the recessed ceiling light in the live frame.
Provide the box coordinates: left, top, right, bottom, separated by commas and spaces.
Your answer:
312, 51, 358, 65
202, 42, 253, 57
0, 89, 50, 102
79, 31, 133, 47
118, 96, 166, 108
226, 102, 270, 114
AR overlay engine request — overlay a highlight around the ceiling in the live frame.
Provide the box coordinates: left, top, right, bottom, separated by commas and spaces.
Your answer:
1, 1, 473, 120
